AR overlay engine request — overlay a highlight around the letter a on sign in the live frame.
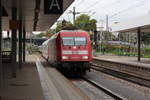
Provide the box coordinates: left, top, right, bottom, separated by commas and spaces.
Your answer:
44, 0, 63, 14
50, 0, 60, 10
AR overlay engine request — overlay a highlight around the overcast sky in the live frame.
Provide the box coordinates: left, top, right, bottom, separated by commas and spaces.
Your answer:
52, 0, 150, 29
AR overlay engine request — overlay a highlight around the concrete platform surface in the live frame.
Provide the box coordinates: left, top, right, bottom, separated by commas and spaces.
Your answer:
0, 55, 44, 100
36, 55, 90, 100
94, 55, 150, 68
1, 54, 90, 100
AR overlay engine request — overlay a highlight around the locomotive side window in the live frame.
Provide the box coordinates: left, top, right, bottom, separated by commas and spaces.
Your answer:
62, 37, 74, 45
75, 37, 86, 45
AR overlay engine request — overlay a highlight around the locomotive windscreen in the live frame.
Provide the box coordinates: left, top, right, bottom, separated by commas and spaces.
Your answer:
75, 37, 86, 45
62, 37, 86, 46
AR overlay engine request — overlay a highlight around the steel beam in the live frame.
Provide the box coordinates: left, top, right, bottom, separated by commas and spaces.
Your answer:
0, 0, 3, 88
11, 7, 17, 78
137, 27, 141, 61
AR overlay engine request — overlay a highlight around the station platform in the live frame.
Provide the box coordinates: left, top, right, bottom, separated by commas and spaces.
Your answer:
94, 55, 150, 67
0, 54, 89, 100
0, 55, 44, 100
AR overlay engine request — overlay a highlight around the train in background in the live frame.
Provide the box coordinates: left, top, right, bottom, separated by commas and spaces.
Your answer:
40, 29, 92, 75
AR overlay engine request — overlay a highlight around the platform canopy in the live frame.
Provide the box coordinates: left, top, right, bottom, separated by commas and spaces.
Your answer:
2, 0, 74, 32
111, 13, 150, 33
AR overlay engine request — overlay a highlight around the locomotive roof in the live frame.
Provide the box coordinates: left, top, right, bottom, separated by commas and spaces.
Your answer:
60, 30, 86, 32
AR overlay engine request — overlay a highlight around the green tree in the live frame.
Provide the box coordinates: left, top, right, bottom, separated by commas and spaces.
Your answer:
56, 22, 63, 32
55, 21, 74, 32
75, 14, 97, 31
118, 32, 137, 43
118, 33, 124, 41
36, 32, 46, 38
45, 29, 55, 37
36, 29, 55, 38
118, 32, 128, 42
141, 32, 150, 45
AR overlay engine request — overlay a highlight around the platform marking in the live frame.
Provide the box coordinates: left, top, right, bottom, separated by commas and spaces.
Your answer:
35, 56, 62, 100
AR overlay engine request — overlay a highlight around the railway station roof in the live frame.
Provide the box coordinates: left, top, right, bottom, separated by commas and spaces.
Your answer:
111, 13, 150, 33
2, 0, 74, 32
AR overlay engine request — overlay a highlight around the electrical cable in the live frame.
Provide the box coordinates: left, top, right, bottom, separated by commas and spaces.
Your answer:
81, 0, 121, 13
80, 0, 102, 12
109, 0, 150, 19
75, 0, 85, 6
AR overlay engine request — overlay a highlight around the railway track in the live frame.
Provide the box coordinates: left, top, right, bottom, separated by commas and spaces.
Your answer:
40, 56, 124, 99
91, 63, 150, 88
92, 58, 150, 81
81, 77, 126, 100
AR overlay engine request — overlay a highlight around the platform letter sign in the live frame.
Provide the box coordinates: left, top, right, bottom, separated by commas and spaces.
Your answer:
44, 0, 63, 14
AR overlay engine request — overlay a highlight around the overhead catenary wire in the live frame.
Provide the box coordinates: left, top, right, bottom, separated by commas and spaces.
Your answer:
94, 0, 150, 26
79, 0, 101, 12
56, 0, 150, 29
77, 0, 148, 21
67, 6, 96, 24
64, 0, 134, 22
109, 0, 150, 19
74, 0, 85, 6
80, 0, 121, 14
77, 0, 122, 23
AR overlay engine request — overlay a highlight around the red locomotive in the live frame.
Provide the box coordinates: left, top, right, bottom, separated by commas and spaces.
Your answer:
41, 29, 92, 75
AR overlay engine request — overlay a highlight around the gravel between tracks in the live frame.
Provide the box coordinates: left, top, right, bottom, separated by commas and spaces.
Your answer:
72, 79, 115, 100
92, 69, 150, 97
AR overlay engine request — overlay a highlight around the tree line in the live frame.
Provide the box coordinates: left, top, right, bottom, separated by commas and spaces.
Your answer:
36, 14, 97, 38
36, 13, 150, 47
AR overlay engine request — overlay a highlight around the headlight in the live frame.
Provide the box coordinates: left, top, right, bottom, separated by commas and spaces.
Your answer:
82, 56, 88, 59
62, 56, 69, 59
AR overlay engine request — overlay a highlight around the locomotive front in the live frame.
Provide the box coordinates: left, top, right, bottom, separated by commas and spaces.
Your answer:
57, 30, 92, 75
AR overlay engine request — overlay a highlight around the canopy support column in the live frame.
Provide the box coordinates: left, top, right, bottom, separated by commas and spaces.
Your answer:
18, 20, 22, 69
23, 25, 26, 62
137, 27, 141, 61
11, 7, 17, 78
0, 0, 3, 88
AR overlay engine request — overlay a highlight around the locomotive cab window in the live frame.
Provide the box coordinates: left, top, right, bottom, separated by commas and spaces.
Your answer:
62, 37, 74, 45
75, 37, 86, 45
62, 37, 86, 46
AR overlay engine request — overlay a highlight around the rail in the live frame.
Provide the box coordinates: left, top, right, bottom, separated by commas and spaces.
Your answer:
92, 64, 150, 88
82, 77, 126, 100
